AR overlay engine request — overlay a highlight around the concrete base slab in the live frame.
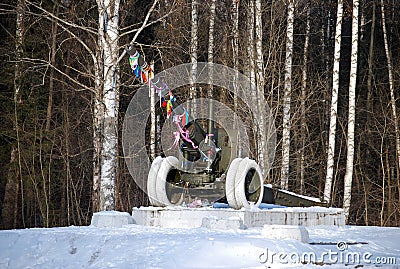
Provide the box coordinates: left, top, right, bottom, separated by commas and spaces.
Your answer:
132, 206, 345, 229
261, 225, 309, 243
201, 216, 244, 230
91, 211, 133, 227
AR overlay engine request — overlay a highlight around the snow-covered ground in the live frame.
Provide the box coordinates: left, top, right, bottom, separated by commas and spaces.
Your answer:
1, 222, 399, 268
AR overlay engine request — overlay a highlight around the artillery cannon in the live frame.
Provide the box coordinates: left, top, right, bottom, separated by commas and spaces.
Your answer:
126, 46, 326, 210
147, 93, 264, 209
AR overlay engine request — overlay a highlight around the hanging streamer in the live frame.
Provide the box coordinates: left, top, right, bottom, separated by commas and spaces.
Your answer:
127, 45, 200, 151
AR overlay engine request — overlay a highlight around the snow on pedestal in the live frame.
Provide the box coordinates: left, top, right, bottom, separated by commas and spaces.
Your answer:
91, 211, 133, 227
261, 224, 309, 243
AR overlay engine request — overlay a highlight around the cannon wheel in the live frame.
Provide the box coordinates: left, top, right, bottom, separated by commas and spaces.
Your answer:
155, 156, 183, 206
147, 156, 164, 206
226, 157, 264, 209
234, 157, 264, 208
225, 158, 243, 209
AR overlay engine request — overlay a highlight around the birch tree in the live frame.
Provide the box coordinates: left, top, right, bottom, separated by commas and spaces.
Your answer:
254, 0, 268, 174
231, 0, 239, 130
343, 0, 359, 221
324, 0, 343, 204
150, 61, 156, 160
300, 5, 310, 194
281, 0, 294, 190
207, 0, 215, 69
96, 0, 121, 211
247, 0, 256, 110
189, 0, 198, 115
380, 0, 400, 176
207, 0, 216, 136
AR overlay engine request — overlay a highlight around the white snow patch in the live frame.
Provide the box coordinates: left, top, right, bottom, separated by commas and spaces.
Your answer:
277, 189, 323, 203
0, 225, 399, 268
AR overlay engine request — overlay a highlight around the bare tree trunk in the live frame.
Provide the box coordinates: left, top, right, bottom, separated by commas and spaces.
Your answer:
96, 0, 121, 211
380, 0, 400, 188
247, 0, 256, 112
92, 86, 103, 213
150, 61, 156, 160
281, 0, 294, 190
14, 2, 26, 221
365, 0, 375, 175
207, 0, 216, 146
45, 4, 58, 132
366, 0, 375, 108
380, 141, 386, 226
300, 5, 311, 194
254, 0, 268, 175
2, 149, 20, 229
92, 2, 105, 213
231, 0, 239, 130
207, 0, 216, 79
2, 0, 26, 229
320, 7, 332, 190
343, 0, 359, 222
189, 0, 198, 115
324, 0, 343, 204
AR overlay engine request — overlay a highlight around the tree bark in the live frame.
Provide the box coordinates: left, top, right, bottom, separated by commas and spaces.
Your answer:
2, 0, 26, 229
96, 0, 121, 211
189, 0, 198, 115
254, 0, 268, 175
324, 0, 343, 204
208, 0, 215, 84
207, 0, 216, 145
231, 0, 239, 130
300, 5, 310, 194
343, 0, 359, 222
150, 61, 156, 161
281, 0, 294, 190
380, 0, 400, 190
247, 0, 256, 110
45, 4, 58, 132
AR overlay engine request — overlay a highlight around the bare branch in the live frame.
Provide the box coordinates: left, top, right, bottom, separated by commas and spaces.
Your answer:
25, 0, 97, 34
117, 0, 159, 65
21, 57, 95, 94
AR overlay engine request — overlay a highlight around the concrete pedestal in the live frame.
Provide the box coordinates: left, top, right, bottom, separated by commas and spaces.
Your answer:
261, 225, 310, 243
91, 211, 133, 228
132, 206, 345, 229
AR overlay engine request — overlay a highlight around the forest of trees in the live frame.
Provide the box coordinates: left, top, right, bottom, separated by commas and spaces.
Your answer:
0, 0, 399, 229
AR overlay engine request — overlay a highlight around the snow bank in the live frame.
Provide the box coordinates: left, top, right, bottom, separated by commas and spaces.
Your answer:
0, 225, 399, 268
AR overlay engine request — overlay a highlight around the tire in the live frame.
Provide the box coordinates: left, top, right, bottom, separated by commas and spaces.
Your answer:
147, 156, 164, 206
225, 158, 243, 209
234, 157, 264, 209
155, 156, 180, 206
